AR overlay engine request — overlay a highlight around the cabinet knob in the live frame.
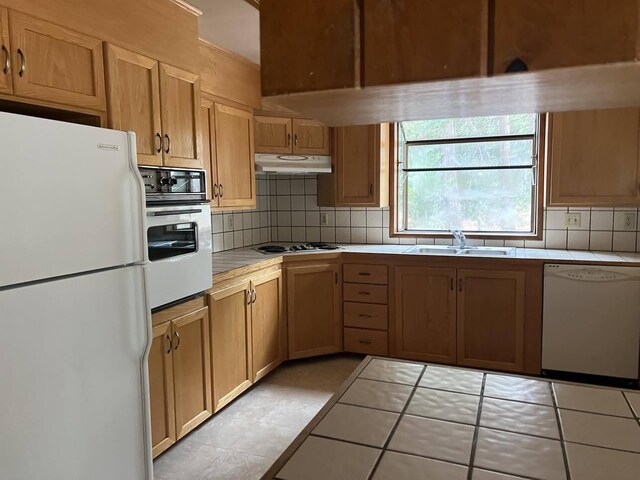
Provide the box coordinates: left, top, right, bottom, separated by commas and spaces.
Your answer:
505, 58, 528, 73
294, 133, 298, 146
1, 45, 9, 75
172, 332, 180, 350
164, 134, 170, 154
287, 133, 291, 146
165, 334, 172, 354
358, 339, 373, 345
155, 133, 162, 153
213, 184, 219, 198
219, 184, 224, 198
17, 48, 25, 77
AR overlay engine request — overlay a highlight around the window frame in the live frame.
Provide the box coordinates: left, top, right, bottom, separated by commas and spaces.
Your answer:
390, 113, 546, 240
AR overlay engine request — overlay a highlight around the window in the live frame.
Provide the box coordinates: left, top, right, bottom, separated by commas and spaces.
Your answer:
395, 114, 543, 237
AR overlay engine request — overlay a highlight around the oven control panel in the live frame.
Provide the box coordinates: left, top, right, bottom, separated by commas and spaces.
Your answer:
139, 167, 207, 205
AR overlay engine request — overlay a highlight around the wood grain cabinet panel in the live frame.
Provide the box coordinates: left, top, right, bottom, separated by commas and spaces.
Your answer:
9, 11, 105, 110
104, 44, 162, 166
171, 307, 212, 440
287, 263, 342, 359
0, 8, 12, 94
254, 115, 292, 154
251, 270, 285, 382
208, 281, 253, 411
149, 322, 175, 458
318, 124, 389, 207
214, 103, 256, 209
344, 328, 388, 356
200, 97, 218, 205
343, 283, 387, 305
492, 0, 640, 75
292, 118, 330, 155
344, 302, 388, 331
394, 266, 457, 364
363, 0, 488, 86
548, 108, 640, 206
457, 269, 525, 373
159, 63, 202, 169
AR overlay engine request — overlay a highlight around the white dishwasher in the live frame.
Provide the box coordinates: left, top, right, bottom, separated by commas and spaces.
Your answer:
543, 264, 640, 380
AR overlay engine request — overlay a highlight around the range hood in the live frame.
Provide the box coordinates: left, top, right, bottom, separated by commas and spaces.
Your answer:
255, 154, 332, 175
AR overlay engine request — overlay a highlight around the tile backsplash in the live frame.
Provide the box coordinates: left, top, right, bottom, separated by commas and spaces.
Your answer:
212, 175, 640, 253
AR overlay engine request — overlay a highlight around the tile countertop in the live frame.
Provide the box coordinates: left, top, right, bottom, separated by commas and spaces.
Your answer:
262, 356, 640, 480
211, 244, 640, 280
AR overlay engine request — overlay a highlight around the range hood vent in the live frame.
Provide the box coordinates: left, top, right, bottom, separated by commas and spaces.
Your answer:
255, 154, 332, 175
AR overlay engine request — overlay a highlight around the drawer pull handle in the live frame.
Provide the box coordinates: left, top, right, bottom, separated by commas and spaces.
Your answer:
358, 339, 372, 345
358, 291, 371, 295
358, 314, 372, 318
358, 272, 371, 276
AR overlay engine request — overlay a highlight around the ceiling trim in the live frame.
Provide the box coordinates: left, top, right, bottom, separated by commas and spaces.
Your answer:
243, 0, 260, 10
168, 0, 203, 16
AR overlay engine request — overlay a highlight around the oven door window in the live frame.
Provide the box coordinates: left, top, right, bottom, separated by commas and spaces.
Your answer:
148, 222, 198, 261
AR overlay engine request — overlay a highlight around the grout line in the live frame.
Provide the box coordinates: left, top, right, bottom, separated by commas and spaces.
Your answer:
622, 392, 640, 428
466, 374, 487, 480
550, 383, 572, 480
366, 365, 428, 479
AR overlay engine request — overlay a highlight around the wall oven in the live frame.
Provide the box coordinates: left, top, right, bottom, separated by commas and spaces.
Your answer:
140, 167, 212, 309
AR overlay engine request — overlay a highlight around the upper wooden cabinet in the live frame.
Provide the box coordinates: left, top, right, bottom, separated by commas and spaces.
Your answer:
363, 0, 488, 86
318, 124, 389, 207
0, 8, 12, 94
548, 108, 640, 206
149, 321, 175, 458
492, 0, 640, 75
9, 11, 105, 110
104, 45, 162, 166
105, 44, 202, 168
286, 262, 342, 359
254, 116, 330, 155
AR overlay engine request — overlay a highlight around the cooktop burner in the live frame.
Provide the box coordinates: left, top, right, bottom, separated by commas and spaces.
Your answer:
255, 243, 340, 254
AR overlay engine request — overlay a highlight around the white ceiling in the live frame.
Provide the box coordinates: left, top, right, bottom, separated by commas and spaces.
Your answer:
190, 0, 260, 64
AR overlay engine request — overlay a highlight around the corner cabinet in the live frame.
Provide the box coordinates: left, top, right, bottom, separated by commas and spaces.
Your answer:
105, 44, 202, 168
254, 115, 330, 155
286, 262, 342, 359
547, 107, 640, 207
318, 124, 390, 207
201, 96, 256, 210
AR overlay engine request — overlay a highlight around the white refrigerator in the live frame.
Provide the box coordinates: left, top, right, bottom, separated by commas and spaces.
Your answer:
0, 112, 153, 479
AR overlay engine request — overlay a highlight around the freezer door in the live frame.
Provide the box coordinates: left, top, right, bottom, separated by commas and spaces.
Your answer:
0, 266, 152, 480
0, 112, 145, 288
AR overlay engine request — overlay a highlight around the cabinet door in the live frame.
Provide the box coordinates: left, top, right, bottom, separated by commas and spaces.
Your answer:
149, 322, 175, 458
200, 97, 219, 207
104, 44, 162, 166
208, 282, 253, 411
492, 1, 640, 74
251, 270, 285, 382
254, 116, 292, 154
287, 263, 341, 359
457, 269, 525, 372
9, 11, 105, 110
363, 0, 487, 86
159, 64, 202, 169
293, 119, 330, 155
0, 8, 12, 94
171, 307, 212, 440
548, 108, 640, 206
395, 266, 456, 363
214, 103, 256, 209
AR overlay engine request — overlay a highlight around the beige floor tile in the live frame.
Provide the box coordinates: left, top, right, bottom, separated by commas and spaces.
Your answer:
195, 450, 272, 480
358, 358, 424, 385
153, 441, 227, 480
565, 442, 640, 480
480, 397, 560, 439
312, 403, 399, 448
339, 378, 414, 412
407, 388, 480, 425
484, 374, 553, 406
186, 414, 258, 449
259, 398, 322, 432
559, 409, 640, 452
625, 391, 640, 418
276, 436, 381, 480
554, 383, 633, 417
419, 365, 483, 395
230, 421, 300, 458
474, 428, 566, 480
373, 451, 468, 480
473, 469, 529, 479
388, 415, 475, 464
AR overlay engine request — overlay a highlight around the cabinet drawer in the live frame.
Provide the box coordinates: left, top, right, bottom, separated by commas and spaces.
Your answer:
344, 302, 387, 330
344, 264, 388, 285
344, 283, 387, 304
344, 328, 388, 356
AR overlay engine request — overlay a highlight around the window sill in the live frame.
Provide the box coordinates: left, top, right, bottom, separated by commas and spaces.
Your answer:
390, 229, 543, 242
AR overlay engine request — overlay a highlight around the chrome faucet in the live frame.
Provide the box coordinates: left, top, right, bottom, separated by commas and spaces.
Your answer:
450, 229, 466, 248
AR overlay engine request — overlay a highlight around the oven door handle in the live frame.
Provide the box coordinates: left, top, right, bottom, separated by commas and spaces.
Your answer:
147, 208, 203, 217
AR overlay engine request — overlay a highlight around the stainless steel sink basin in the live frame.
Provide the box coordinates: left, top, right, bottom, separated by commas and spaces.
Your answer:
404, 245, 515, 257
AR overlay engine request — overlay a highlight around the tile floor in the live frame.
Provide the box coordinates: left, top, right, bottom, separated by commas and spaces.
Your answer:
153, 354, 364, 480
270, 358, 640, 480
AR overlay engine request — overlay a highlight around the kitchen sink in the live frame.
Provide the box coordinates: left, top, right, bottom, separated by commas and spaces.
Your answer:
404, 245, 515, 257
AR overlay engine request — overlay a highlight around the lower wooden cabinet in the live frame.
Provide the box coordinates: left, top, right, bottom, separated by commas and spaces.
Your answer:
149, 299, 211, 458
286, 262, 342, 359
394, 266, 457, 364
457, 269, 526, 372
